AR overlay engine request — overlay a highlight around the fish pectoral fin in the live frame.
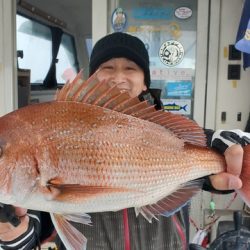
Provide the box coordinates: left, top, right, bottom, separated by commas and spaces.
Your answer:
135, 179, 204, 222
40, 185, 61, 201
47, 179, 131, 201
50, 213, 89, 250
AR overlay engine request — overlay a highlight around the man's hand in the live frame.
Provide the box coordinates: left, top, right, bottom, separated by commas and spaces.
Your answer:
0, 204, 22, 226
209, 144, 243, 190
0, 206, 29, 242
209, 129, 250, 191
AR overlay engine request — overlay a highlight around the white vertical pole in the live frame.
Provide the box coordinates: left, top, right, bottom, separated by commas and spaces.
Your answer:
92, 0, 108, 46
193, 0, 209, 127
205, 0, 221, 130
0, 0, 17, 116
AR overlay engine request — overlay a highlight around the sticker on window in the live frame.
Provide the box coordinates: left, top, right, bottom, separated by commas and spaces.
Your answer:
175, 7, 192, 19
111, 8, 127, 32
159, 40, 184, 67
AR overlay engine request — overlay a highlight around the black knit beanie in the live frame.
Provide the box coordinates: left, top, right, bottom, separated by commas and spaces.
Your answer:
89, 32, 150, 88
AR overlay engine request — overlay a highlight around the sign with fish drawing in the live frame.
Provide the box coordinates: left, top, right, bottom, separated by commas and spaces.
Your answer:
162, 98, 191, 115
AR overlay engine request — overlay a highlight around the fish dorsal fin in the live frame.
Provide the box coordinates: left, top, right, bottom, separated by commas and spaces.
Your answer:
135, 180, 204, 222
56, 72, 206, 146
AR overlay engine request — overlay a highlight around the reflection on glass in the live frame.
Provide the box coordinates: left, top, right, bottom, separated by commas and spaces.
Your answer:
109, 0, 197, 118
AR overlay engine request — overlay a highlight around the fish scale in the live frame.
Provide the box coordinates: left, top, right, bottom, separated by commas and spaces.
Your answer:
0, 101, 224, 208
0, 73, 249, 249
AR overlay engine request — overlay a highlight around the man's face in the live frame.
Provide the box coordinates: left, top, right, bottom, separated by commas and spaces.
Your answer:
96, 58, 147, 98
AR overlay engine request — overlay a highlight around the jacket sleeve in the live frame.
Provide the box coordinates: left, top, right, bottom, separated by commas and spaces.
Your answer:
0, 211, 54, 250
0, 211, 41, 250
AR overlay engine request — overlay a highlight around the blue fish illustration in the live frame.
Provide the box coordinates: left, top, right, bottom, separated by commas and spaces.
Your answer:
164, 103, 187, 112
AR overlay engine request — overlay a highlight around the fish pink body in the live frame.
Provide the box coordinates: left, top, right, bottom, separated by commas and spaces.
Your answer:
0, 101, 224, 211
0, 73, 249, 249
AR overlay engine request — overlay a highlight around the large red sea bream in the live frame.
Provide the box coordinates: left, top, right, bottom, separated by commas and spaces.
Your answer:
0, 72, 249, 249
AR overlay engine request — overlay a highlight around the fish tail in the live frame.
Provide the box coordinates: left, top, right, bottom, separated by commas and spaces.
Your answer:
182, 105, 187, 111
237, 144, 250, 206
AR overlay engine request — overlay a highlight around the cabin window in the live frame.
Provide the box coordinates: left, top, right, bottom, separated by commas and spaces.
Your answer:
57, 34, 78, 83
85, 38, 92, 59
16, 14, 51, 84
16, 14, 78, 87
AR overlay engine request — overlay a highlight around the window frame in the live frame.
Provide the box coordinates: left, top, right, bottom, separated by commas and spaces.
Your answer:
16, 12, 79, 89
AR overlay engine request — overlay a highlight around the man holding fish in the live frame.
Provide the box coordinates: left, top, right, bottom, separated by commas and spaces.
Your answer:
0, 32, 249, 250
